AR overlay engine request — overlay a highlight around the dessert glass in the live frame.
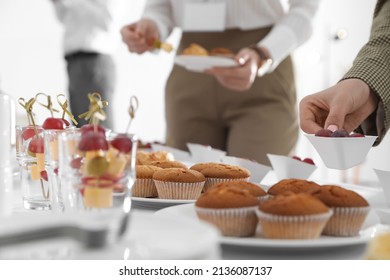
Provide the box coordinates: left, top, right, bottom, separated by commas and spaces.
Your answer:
15, 124, 50, 210
58, 129, 138, 213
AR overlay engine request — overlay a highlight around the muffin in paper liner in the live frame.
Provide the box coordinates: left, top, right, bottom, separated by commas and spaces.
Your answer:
132, 178, 158, 198
203, 177, 249, 193
195, 206, 259, 237
154, 180, 205, 200
322, 206, 370, 236
256, 209, 333, 239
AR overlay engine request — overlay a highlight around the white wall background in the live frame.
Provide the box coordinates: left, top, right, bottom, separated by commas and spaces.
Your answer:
1, 0, 388, 184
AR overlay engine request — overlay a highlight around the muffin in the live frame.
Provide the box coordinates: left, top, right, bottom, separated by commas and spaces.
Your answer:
190, 162, 251, 192
149, 160, 188, 169
209, 47, 235, 57
195, 186, 260, 237
182, 43, 208, 56
132, 165, 162, 198
310, 185, 370, 236
267, 179, 321, 196
256, 192, 332, 239
136, 151, 174, 165
153, 168, 205, 199
209, 181, 268, 201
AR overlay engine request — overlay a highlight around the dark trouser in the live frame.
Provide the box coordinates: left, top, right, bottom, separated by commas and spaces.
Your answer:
165, 28, 298, 165
65, 52, 115, 129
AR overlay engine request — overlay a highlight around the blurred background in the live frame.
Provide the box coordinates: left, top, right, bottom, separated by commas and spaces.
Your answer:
1, 0, 388, 184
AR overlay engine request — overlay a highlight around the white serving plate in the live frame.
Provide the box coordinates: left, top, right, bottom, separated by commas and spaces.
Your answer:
131, 196, 196, 211
175, 55, 238, 72
155, 203, 385, 249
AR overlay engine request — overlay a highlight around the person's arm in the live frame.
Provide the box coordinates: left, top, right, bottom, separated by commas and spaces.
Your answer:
341, 0, 390, 144
142, 0, 174, 40
51, 0, 125, 28
255, 0, 320, 72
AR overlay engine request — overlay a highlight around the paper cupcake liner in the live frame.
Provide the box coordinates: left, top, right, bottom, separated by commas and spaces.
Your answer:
203, 177, 250, 193
195, 206, 258, 237
322, 206, 370, 237
154, 180, 204, 200
256, 209, 333, 239
132, 178, 158, 198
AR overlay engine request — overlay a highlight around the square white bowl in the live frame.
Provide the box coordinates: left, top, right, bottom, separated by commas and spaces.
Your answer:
267, 153, 317, 181
305, 134, 377, 170
374, 168, 390, 207
375, 208, 390, 225
186, 143, 226, 163
221, 155, 271, 184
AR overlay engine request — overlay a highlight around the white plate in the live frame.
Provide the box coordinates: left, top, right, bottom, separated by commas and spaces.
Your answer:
131, 196, 196, 211
175, 55, 238, 72
155, 202, 384, 250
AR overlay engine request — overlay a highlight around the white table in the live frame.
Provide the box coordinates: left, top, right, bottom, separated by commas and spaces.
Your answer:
3, 169, 390, 260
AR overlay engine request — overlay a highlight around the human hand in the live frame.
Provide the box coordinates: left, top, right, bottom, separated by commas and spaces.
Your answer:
204, 48, 259, 91
120, 19, 160, 54
299, 79, 379, 133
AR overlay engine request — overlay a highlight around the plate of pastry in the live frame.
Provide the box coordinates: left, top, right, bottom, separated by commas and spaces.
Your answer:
175, 43, 238, 72
154, 203, 385, 249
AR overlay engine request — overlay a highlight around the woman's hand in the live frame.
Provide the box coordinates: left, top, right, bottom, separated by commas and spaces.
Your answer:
204, 48, 259, 91
299, 79, 379, 133
120, 19, 160, 54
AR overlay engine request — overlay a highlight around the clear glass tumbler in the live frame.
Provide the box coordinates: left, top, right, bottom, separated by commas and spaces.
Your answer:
58, 129, 138, 213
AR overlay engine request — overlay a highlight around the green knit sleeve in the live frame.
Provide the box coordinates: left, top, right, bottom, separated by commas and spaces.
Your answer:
341, 0, 390, 145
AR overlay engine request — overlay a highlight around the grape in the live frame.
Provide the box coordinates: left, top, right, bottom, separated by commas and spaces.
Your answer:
78, 131, 108, 151
28, 136, 44, 153
40, 170, 48, 181
70, 157, 83, 169
22, 125, 43, 140
80, 124, 105, 135
42, 117, 66, 130
315, 128, 333, 137
62, 119, 71, 127
86, 156, 109, 177
331, 129, 349, 137
111, 134, 133, 154
303, 158, 315, 165
350, 133, 365, 137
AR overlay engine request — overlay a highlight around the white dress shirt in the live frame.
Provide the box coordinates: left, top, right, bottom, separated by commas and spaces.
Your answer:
52, 0, 126, 55
143, 0, 321, 69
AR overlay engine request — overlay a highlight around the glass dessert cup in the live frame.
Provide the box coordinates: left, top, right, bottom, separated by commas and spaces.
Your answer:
58, 129, 138, 213
20, 158, 50, 210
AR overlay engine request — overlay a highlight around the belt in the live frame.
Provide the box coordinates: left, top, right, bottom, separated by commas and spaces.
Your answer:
65, 51, 99, 60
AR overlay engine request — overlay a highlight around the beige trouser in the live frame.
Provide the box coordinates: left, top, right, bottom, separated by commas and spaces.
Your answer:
165, 28, 298, 165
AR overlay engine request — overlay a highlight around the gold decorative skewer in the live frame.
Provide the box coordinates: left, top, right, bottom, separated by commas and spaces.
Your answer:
78, 92, 108, 125
57, 94, 78, 125
18, 97, 37, 131
146, 37, 174, 53
125, 95, 139, 133
35, 92, 59, 116
153, 39, 174, 53
18, 95, 49, 200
